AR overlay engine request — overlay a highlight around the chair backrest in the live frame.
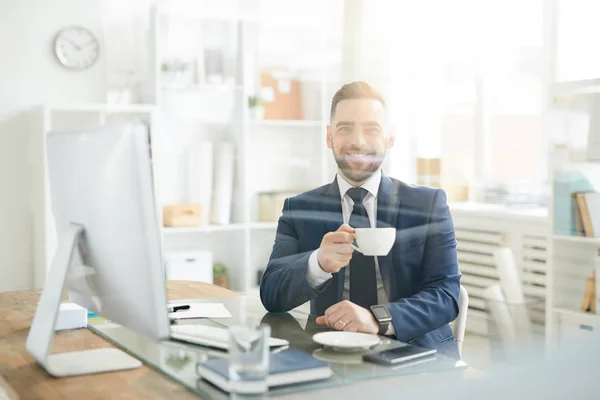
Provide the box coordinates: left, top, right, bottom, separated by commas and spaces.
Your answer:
452, 285, 469, 358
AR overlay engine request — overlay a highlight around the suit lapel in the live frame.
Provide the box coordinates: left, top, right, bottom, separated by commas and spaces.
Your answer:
319, 177, 345, 305
322, 177, 344, 233
376, 174, 401, 299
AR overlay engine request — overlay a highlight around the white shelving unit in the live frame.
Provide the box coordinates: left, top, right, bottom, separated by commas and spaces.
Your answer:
149, 1, 344, 293
546, 78, 600, 351
32, 2, 343, 293
552, 234, 600, 245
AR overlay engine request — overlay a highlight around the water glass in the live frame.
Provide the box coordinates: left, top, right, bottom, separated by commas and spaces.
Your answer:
228, 324, 271, 394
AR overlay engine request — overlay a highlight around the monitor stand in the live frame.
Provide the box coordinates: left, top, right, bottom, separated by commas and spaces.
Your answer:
26, 223, 142, 377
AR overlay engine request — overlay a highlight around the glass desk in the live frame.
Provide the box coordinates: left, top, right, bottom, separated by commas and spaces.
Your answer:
89, 296, 466, 398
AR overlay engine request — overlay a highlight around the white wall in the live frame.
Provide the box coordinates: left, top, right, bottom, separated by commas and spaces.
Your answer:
0, 0, 107, 291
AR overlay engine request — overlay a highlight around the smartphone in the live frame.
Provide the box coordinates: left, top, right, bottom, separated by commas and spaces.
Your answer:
363, 345, 437, 365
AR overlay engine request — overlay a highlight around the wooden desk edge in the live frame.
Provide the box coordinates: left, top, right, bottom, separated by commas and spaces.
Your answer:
0, 375, 19, 400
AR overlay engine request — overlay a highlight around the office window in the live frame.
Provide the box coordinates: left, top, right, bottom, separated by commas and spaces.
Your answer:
481, 0, 545, 203
556, 0, 600, 82
384, 0, 545, 204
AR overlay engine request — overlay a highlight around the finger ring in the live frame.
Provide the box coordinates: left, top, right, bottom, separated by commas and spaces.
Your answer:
338, 320, 347, 327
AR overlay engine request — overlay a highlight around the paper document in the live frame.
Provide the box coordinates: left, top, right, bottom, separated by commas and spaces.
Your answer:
168, 303, 232, 320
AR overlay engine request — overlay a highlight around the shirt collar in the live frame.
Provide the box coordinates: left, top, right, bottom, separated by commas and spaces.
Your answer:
336, 169, 382, 201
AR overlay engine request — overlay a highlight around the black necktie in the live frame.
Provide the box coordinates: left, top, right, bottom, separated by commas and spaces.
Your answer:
347, 187, 378, 308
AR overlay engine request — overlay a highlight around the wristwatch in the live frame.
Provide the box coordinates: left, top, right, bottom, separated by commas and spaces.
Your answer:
370, 304, 392, 335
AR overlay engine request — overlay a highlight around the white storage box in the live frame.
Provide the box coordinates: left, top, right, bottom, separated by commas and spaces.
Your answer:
55, 302, 87, 331
558, 313, 600, 343
165, 250, 213, 284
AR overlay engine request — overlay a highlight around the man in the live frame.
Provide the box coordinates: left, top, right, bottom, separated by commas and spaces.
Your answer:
259, 81, 461, 359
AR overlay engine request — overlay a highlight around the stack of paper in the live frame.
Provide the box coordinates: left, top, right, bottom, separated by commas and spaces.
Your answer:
168, 302, 232, 320
187, 141, 213, 225
211, 142, 235, 225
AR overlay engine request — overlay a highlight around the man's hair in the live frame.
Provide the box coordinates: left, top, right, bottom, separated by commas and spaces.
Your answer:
330, 81, 385, 119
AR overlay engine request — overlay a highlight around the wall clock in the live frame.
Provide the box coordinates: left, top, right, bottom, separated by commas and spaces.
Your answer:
54, 26, 99, 70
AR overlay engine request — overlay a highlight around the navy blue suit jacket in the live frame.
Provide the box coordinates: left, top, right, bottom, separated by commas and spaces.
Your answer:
260, 174, 461, 359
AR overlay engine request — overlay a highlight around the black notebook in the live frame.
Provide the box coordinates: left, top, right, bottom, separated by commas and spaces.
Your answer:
196, 349, 332, 394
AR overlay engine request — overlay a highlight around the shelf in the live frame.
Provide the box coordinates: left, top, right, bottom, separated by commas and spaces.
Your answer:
162, 222, 279, 234
249, 222, 278, 230
161, 84, 242, 93
554, 161, 600, 172
159, 10, 326, 26
47, 104, 157, 114
551, 78, 600, 98
552, 234, 600, 245
162, 224, 245, 234
553, 307, 600, 321
250, 120, 322, 128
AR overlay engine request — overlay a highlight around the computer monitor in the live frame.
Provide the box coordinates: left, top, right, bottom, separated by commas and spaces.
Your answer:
26, 121, 171, 377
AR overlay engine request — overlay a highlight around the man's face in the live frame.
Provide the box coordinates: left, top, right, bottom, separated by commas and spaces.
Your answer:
327, 98, 395, 184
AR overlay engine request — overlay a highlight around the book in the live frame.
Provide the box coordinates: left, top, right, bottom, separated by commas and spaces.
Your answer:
575, 193, 595, 237
584, 192, 600, 237
581, 276, 596, 313
595, 250, 600, 315
196, 349, 332, 394
573, 193, 584, 236
554, 171, 595, 236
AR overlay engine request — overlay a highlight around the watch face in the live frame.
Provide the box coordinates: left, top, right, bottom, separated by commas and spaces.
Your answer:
372, 305, 391, 320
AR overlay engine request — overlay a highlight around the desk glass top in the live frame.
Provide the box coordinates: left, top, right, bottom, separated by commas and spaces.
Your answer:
89, 296, 465, 398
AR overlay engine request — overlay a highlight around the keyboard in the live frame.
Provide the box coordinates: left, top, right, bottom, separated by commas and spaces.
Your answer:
170, 324, 289, 350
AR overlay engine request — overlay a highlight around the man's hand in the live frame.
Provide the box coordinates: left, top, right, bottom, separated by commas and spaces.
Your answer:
317, 224, 355, 274
315, 300, 379, 334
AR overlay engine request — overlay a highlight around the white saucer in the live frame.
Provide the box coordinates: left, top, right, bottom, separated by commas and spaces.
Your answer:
312, 348, 364, 364
312, 331, 381, 352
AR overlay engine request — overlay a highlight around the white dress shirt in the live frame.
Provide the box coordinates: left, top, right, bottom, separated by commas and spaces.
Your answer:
305, 169, 395, 335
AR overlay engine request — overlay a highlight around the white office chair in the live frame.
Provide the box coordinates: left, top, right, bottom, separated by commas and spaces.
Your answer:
451, 285, 469, 359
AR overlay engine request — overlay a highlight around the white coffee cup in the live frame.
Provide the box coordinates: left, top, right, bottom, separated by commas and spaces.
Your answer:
351, 227, 396, 256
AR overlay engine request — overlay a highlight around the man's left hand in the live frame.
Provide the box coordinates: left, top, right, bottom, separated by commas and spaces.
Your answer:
315, 300, 379, 334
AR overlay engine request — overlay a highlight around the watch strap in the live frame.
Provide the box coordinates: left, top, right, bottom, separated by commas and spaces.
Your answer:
377, 321, 390, 335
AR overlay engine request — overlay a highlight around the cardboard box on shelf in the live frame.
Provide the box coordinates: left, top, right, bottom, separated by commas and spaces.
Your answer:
416, 158, 441, 187
443, 185, 470, 202
416, 157, 470, 201
260, 71, 303, 120
163, 204, 202, 227
258, 192, 298, 222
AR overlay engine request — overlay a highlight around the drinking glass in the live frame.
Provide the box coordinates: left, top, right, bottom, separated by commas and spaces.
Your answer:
228, 324, 271, 395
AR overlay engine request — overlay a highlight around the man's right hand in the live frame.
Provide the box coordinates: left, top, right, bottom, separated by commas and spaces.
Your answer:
317, 224, 355, 274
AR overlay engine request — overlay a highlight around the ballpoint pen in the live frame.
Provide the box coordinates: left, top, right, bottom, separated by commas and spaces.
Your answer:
167, 304, 191, 313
